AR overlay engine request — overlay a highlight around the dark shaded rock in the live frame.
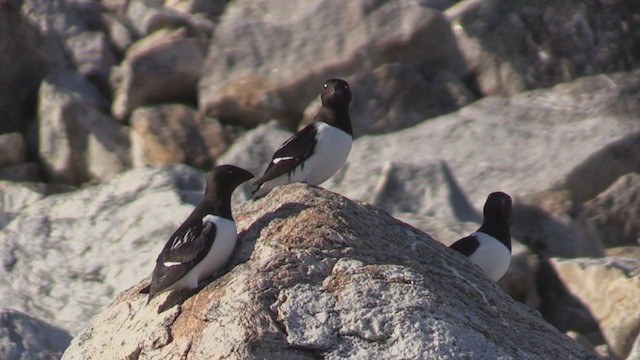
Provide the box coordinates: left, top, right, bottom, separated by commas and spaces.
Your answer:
66, 31, 117, 89
0, 163, 44, 183
0, 133, 26, 167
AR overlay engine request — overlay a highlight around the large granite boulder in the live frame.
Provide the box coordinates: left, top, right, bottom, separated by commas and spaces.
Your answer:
199, 0, 466, 127
61, 184, 596, 359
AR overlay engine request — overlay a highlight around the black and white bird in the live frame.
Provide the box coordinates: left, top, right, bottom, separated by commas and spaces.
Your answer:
449, 192, 512, 281
251, 78, 353, 198
143, 165, 254, 304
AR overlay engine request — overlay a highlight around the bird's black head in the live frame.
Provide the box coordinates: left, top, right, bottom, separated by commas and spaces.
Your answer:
321, 78, 351, 109
484, 191, 512, 222
205, 165, 254, 199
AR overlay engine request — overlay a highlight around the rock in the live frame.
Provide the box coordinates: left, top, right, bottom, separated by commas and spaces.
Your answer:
164, 0, 228, 18
194, 114, 230, 161
320, 71, 640, 218
512, 189, 605, 258
0, 308, 72, 360
448, 0, 640, 96
628, 333, 640, 360
0, 163, 44, 183
0, 165, 206, 333
583, 173, 640, 248
0, 181, 45, 230
62, 184, 596, 359
0, 133, 26, 167
607, 246, 640, 260
111, 28, 207, 120
549, 257, 640, 359
129, 104, 212, 169
199, 0, 466, 127
102, 13, 137, 56
301, 63, 476, 137
66, 31, 117, 89
125, 0, 214, 37
38, 71, 130, 184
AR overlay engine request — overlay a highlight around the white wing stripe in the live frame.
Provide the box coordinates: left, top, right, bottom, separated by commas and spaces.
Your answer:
273, 156, 295, 164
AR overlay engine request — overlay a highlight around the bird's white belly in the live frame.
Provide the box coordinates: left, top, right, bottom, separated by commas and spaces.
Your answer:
297, 123, 352, 185
467, 232, 511, 281
174, 216, 237, 289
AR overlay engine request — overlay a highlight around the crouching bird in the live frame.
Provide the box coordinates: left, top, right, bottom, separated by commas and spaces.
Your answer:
141, 165, 254, 304
251, 78, 353, 198
449, 192, 512, 281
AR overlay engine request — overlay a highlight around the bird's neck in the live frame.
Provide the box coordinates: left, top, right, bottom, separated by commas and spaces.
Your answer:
478, 218, 511, 251
319, 106, 352, 135
202, 192, 233, 220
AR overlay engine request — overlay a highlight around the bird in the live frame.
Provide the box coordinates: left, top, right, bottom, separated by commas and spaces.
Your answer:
141, 165, 254, 304
449, 192, 512, 281
251, 78, 353, 198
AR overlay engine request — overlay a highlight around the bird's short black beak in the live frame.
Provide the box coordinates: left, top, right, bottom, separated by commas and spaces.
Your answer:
236, 169, 255, 185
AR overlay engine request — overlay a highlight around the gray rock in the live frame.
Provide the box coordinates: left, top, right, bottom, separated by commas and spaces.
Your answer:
0, 308, 72, 360
38, 71, 130, 184
301, 63, 476, 137
66, 31, 117, 89
0, 133, 26, 167
583, 173, 640, 248
61, 184, 597, 359
195, 114, 231, 161
549, 257, 640, 359
129, 104, 212, 169
125, 0, 214, 37
0, 181, 45, 230
628, 332, 640, 360
0, 163, 43, 183
448, 0, 640, 96
0, 165, 206, 334
164, 0, 229, 18
199, 0, 466, 127
111, 28, 207, 120
101, 13, 137, 56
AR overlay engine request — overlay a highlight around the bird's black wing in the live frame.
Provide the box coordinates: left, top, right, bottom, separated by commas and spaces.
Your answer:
449, 235, 480, 256
148, 221, 217, 296
253, 123, 318, 188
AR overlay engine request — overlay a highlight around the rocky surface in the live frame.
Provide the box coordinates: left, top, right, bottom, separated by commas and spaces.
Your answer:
0, 165, 205, 334
550, 257, 640, 359
61, 184, 597, 360
0, 308, 72, 360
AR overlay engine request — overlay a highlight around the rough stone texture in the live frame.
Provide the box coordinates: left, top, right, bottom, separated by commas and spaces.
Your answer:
0, 165, 205, 334
0, 163, 43, 183
628, 333, 640, 360
550, 257, 640, 359
111, 28, 208, 120
164, 0, 228, 18
583, 173, 640, 248
102, 13, 137, 56
0, 133, 26, 167
66, 31, 117, 90
0, 308, 72, 360
62, 184, 596, 359
301, 63, 476, 137
130, 104, 213, 169
194, 114, 230, 161
448, 0, 640, 96
199, 0, 466, 126
38, 71, 130, 185
125, 0, 214, 37
0, 181, 46, 230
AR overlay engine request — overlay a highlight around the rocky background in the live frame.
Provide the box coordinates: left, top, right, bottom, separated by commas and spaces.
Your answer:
0, 0, 639, 359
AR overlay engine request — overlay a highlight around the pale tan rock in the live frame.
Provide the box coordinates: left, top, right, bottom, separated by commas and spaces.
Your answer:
62, 184, 597, 359
550, 257, 640, 359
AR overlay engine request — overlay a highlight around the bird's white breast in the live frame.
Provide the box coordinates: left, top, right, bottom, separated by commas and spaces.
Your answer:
175, 215, 237, 289
467, 232, 511, 281
301, 122, 352, 185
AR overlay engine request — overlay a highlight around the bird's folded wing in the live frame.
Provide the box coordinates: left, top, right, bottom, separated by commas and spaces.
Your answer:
254, 124, 318, 185
449, 235, 480, 256
151, 223, 217, 289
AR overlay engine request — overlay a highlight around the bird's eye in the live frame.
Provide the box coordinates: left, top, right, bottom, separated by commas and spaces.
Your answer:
323, 83, 328, 89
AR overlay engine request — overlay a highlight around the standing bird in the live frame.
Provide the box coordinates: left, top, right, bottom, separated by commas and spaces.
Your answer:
143, 165, 254, 304
251, 78, 353, 198
449, 192, 512, 281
